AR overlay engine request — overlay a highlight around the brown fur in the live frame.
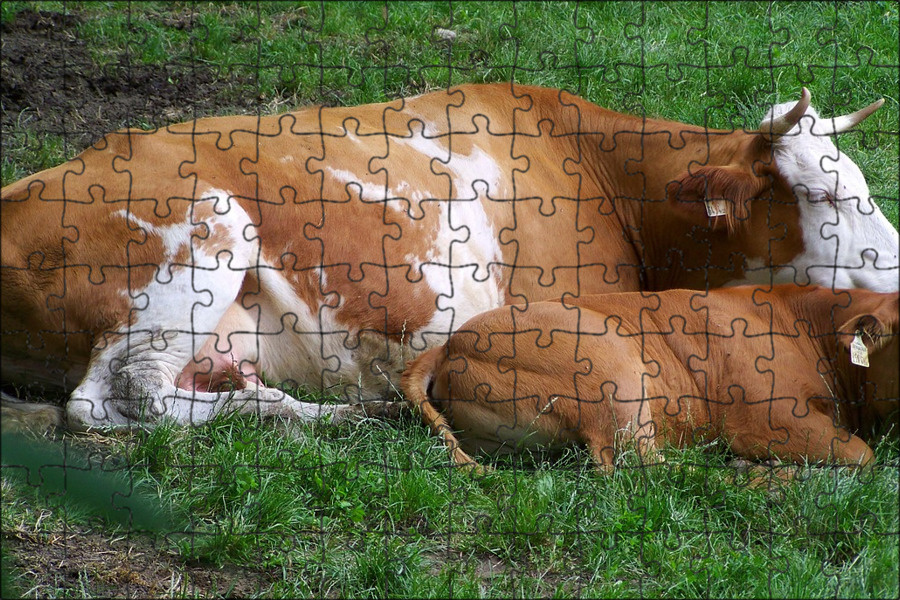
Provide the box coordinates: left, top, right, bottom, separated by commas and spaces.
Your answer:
401, 347, 481, 471
0, 84, 822, 424
400, 286, 899, 470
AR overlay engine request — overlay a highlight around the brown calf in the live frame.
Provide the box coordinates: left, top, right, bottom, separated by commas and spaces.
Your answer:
401, 285, 899, 469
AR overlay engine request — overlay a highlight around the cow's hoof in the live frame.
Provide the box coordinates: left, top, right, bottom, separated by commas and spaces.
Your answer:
363, 400, 408, 420
1, 402, 66, 437
335, 400, 408, 423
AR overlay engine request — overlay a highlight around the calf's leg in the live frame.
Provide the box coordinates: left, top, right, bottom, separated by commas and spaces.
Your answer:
729, 412, 874, 466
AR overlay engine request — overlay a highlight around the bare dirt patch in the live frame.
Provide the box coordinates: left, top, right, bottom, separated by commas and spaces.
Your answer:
4, 527, 274, 598
2, 427, 278, 598
1, 8, 257, 155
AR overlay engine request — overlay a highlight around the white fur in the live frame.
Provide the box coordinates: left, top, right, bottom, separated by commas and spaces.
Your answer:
762, 102, 899, 292
68, 188, 345, 429
389, 134, 506, 348
325, 166, 414, 213
251, 261, 362, 393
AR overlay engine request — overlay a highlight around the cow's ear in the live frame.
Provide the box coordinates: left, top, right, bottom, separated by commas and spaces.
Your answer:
837, 300, 898, 355
666, 165, 767, 233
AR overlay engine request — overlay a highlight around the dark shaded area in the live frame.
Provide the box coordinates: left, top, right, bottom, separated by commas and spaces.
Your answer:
1, 9, 258, 155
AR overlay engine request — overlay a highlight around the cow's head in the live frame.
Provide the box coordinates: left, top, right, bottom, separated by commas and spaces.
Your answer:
669, 89, 898, 292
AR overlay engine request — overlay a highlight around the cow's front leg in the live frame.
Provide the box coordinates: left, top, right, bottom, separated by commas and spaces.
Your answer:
195, 383, 406, 424
66, 381, 346, 430
66, 378, 405, 431
335, 399, 407, 422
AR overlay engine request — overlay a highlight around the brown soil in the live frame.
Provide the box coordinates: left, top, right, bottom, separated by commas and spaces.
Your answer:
1, 428, 280, 598
3, 528, 274, 598
1, 8, 258, 155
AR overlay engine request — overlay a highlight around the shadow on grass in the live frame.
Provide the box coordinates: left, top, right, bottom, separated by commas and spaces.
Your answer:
0, 430, 183, 598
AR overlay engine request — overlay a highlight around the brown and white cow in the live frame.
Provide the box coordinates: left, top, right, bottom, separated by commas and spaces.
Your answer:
401, 285, 899, 469
1, 84, 896, 430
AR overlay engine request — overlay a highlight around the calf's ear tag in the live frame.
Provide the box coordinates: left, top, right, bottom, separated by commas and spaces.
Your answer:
705, 199, 727, 218
850, 332, 869, 367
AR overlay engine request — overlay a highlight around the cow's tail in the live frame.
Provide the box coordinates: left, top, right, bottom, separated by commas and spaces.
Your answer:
401, 347, 486, 474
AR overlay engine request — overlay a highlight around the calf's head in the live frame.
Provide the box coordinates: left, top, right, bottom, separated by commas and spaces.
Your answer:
835, 292, 899, 433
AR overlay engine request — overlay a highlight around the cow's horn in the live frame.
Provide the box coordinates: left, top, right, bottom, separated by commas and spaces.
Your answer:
814, 98, 885, 136
764, 87, 811, 136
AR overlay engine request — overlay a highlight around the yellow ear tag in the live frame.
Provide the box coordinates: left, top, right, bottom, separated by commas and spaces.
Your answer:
705, 199, 727, 217
850, 332, 869, 367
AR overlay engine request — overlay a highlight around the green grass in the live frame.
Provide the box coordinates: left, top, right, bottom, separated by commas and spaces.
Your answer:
0, 131, 70, 186
1, 1, 898, 598
5, 414, 897, 598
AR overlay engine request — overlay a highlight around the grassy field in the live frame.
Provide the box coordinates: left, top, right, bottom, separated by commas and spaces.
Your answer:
1, 1, 898, 598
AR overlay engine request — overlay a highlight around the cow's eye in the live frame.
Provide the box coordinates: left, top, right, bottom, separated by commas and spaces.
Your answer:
809, 190, 835, 207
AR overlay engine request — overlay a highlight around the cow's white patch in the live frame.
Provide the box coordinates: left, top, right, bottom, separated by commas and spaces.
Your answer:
316, 265, 329, 291
320, 129, 508, 369
112, 208, 195, 266
120, 188, 254, 363
392, 134, 506, 348
251, 260, 405, 401
396, 134, 508, 194
723, 257, 793, 288
418, 196, 504, 296
74, 189, 260, 424
325, 166, 410, 213
252, 262, 359, 389
762, 102, 899, 292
